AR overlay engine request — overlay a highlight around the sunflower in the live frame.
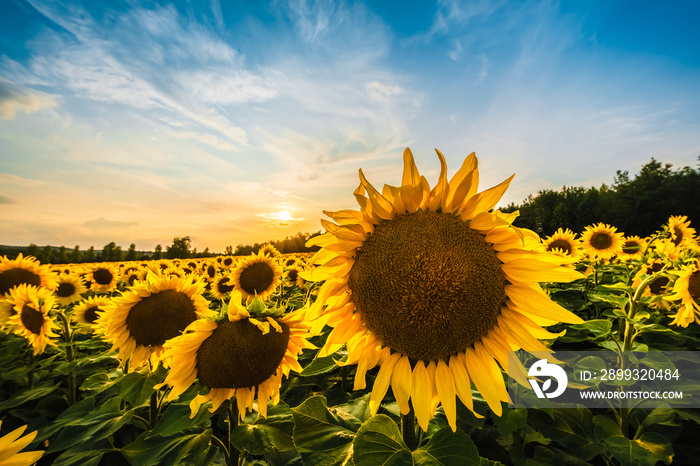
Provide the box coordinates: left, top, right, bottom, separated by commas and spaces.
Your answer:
618, 235, 647, 261
104, 274, 214, 368
5, 284, 58, 355
89, 265, 119, 293
579, 223, 624, 260
160, 292, 312, 419
231, 252, 283, 303
0, 254, 55, 297
259, 244, 280, 258
202, 261, 218, 281
668, 215, 696, 247
210, 273, 235, 300
302, 148, 583, 432
72, 296, 111, 331
664, 261, 700, 327
542, 228, 581, 259
632, 260, 672, 311
53, 273, 87, 306
284, 265, 306, 289
0, 420, 44, 466
220, 256, 236, 269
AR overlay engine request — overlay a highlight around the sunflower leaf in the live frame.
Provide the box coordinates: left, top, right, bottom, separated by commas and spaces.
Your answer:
291, 395, 358, 466
231, 401, 295, 455
412, 427, 480, 465
352, 414, 412, 466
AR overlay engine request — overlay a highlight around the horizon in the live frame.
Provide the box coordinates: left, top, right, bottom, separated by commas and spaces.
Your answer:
2, 0, 699, 253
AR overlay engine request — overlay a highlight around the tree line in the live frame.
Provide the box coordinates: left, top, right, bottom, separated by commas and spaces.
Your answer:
502, 157, 700, 237
1, 231, 323, 264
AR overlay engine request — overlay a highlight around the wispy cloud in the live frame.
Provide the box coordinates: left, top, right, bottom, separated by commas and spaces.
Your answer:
0, 78, 56, 120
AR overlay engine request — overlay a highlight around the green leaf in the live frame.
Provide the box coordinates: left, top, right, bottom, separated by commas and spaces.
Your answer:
33, 397, 96, 444
147, 399, 212, 439
300, 352, 342, 377
571, 319, 613, 338
117, 367, 164, 406
593, 416, 674, 465
412, 427, 480, 466
492, 408, 527, 437
528, 409, 603, 460
47, 397, 134, 453
292, 395, 357, 466
121, 428, 214, 466
353, 414, 412, 466
51, 443, 113, 466
231, 401, 295, 455
0, 382, 61, 412
80, 369, 123, 394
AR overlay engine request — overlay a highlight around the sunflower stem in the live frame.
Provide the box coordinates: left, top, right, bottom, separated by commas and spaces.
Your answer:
623, 274, 657, 352
402, 404, 418, 451
149, 391, 159, 429
228, 401, 240, 466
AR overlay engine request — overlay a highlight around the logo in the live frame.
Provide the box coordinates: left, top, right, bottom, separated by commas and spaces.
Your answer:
528, 359, 568, 399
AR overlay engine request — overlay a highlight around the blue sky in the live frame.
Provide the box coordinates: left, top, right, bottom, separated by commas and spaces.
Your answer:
1, 0, 699, 253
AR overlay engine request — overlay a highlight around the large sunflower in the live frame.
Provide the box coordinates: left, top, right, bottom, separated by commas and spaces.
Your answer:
210, 272, 235, 300
0, 254, 55, 297
664, 261, 700, 327
668, 215, 696, 248
89, 265, 119, 293
160, 292, 312, 419
619, 235, 647, 262
579, 223, 624, 260
231, 252, 283, 303
104, 274, 215, 368
53, 273, 87, 306
302, 148, 583, 432
72, 295, 112, 331
5, 284, 58, 355
542, 228, 581, 259
0, 420, 44, 466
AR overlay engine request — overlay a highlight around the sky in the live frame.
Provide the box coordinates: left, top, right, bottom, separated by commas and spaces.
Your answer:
1, 0, 699, 253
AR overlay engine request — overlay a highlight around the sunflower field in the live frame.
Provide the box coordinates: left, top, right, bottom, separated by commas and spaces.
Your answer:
1, 149, 700, 466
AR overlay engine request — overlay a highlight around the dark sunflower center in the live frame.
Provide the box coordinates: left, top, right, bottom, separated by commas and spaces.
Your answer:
93, 269, 113, 285
84, 306, 100, 323
56, 282, 76, 298
196, 318, 290, 389
0, 268, 41, 295
223, 258, 234, 267
217, 277, 234, 294
207, 265, 216, 278
238, 263, 274, 296
672, 226, 684, 246
622, 240, 641, 255
21, 304, 45, 335
286, 259, 296, 266
547, 239, 573, 255
687, 271, 700, 302
125, 290, 198, 346
648, 263, 668, 295
287, 270, 299, 282
348, 210, 506, 361
590, 232, 613, 250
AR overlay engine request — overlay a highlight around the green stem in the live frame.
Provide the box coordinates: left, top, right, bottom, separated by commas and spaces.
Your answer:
228, 401, 240, 466
211, 435, 229, 461
149, 391, 159, 429
623, 274, 657, 352
402, 404, 418, 451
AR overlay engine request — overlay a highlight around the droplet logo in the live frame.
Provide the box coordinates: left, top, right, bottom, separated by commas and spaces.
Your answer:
528, 359, 568, 399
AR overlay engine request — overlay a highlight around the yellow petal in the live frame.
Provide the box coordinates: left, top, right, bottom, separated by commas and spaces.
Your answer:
370, 352, 401, 415
435, 360, 457, 432
460, 174, 514, 219
411, 360, 432, 432
391, 355, 413, 415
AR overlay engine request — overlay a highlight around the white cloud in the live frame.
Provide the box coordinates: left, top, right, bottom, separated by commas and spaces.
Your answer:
0, 78, 56, 120
366, 81, 405, 100
166, 130, 238, 152
176, 70, 278, 105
